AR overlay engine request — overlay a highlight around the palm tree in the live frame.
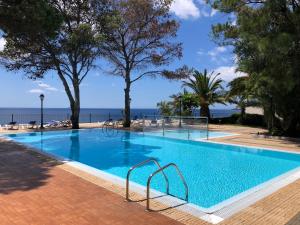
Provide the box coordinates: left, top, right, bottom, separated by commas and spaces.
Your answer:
157, 101, 172, 116
182, 69, 225, 119
169, 89, 198, 116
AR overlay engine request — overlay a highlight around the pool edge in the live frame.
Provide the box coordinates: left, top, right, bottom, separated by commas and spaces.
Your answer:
2, 135, 300, 224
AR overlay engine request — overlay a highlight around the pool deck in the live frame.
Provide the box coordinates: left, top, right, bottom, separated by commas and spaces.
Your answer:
209, 124, 300, 152
0, 124, 300, 225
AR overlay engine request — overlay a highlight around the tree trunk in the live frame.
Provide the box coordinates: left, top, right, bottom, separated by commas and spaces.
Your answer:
200, 105, 210, 119
123, 77, 131, 127
54, 63, 81, 129
70, 81, 80, 129
239, 106, 246, 124
70, 103, 80, 129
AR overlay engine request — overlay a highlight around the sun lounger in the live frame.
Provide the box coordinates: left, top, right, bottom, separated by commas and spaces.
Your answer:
103, 119, 114, 127
61, 120, 72, 127
28, 121, 37, 129
7, 122, 19, 130
44, 120, 72, 128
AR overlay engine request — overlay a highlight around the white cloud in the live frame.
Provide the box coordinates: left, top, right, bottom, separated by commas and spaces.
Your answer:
208, 46, 227, 57
197, 50, 205, 55
213, 66, 247, 82
38, 82, 51, 89
37, 81, 58, 91
170, 0, 218, 20
46, 87, 58, 91
0, 38, 6, 51
29, 89, 44, 94
29, 81, 58, 94
93, 71, 101, 77
170, 0, 200, 19
198, 46, 229, 63
210, 8, 218, 17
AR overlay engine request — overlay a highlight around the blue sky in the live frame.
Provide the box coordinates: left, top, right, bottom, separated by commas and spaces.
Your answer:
0, 0, 243, 109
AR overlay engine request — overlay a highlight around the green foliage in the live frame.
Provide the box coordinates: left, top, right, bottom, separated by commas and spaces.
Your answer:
169, 89, 199, 116
182, 69, 225, 118
100, 0, 185, 127
0, 0, 114, 129
210, 113, 265, 127
226, 76, 258, 123
210, 0, 300, 136
157, 89, 198, 116
0, 0, 62, 38
157, 101, 173, 116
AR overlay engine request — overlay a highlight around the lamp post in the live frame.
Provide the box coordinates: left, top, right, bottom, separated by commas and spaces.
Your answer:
39, 94, 45, 129
178, 95, 182, 128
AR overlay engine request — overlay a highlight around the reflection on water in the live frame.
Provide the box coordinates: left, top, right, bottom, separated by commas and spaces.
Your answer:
40, 131, 43, 151
123, 131, 131, 165
69, 130, 80, 161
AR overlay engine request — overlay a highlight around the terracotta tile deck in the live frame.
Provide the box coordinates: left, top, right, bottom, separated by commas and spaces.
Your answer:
0, 124, 300, 225
0, 140, 181, 225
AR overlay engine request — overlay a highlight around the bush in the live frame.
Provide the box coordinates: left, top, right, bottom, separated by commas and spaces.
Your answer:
242, 114, 265, 127
210, 113, 266, 127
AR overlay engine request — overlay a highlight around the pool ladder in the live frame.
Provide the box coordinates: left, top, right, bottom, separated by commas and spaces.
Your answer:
126, 158, 189, 211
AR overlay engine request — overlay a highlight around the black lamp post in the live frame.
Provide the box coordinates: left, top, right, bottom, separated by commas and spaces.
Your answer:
39, 94, 45, 129
178, 95, 182, 128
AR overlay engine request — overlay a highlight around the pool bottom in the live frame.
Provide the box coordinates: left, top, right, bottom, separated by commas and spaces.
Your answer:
9, 137, 300, 224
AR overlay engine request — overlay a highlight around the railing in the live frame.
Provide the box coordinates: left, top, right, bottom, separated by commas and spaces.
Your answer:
146, 163, 188, 211
0, 113, 145, 125
142, 115, 209, 140
0, 109, 238, 125
126, 158, 169, 201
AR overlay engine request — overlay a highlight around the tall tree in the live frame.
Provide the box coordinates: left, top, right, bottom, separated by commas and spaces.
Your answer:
182, 69, 225, 119
0, 0, 112, 129
100, 0, 187, 127
210, 0, 300, 136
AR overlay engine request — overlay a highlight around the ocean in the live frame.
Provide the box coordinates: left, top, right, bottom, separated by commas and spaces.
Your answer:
0, 108, 240, 124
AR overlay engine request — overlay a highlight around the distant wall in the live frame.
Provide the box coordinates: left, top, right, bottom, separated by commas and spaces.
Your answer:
245, 107, 264, 115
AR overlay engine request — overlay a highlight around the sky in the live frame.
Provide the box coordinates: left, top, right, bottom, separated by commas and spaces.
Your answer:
0, 0, 243, 109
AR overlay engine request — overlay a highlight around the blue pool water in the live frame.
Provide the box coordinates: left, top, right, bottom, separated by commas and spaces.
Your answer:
146, 129, 233, 140
5, 129, 300, 209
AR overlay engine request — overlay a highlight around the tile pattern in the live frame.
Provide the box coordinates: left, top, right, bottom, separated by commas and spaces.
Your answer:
0, 140, 182, 225
1, 123, 300, 225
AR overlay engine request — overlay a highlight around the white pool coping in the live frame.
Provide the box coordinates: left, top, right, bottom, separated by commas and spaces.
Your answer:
2, 132, 300, 224
55, 159, 300, 224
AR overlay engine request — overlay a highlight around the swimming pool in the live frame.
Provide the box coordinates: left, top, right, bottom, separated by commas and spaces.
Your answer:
5, 129, 300, 211
145, 129, 234, 140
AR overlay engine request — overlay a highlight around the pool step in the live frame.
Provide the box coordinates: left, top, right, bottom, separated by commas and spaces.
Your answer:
125, 158, 188, 211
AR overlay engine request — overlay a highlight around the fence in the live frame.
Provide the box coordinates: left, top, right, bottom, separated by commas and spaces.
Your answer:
0, 109, 238, 125
0, 113, 144, 125
136, 115, 209, 140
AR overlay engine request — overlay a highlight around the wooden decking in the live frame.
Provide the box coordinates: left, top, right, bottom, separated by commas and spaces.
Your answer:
0, 124, 300, 225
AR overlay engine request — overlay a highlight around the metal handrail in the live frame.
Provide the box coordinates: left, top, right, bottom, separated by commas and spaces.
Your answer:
126, 158, 169, 201
146, 163, 188, 211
